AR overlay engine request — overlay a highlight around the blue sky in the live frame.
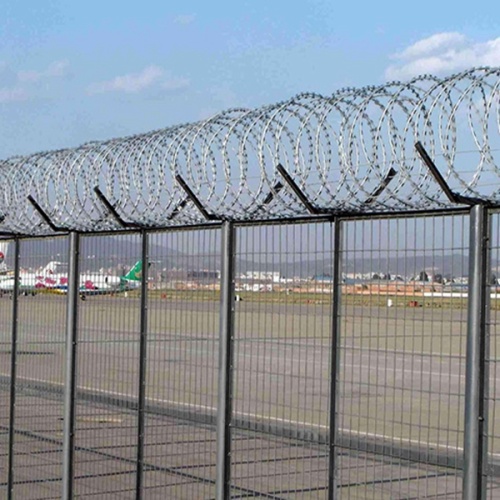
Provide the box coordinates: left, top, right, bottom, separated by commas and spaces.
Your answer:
1, 0, 499, 158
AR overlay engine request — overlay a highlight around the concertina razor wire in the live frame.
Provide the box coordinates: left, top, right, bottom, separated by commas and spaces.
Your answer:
1, 66, 500, 235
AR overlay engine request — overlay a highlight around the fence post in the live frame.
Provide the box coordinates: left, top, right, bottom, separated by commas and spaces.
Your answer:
463, 205, 490, 499
328, 218, 343, 499
216, 221, 236, 500
136, 230, 149, 499
7, 238, 20, 500
62, 232, 80, 500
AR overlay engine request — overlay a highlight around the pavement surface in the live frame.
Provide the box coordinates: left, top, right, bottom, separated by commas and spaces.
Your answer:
1, 294, 500, 498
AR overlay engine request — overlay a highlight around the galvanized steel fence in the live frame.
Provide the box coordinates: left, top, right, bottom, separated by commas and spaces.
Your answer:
1, 67, 500, 499
0, 213, 496, 499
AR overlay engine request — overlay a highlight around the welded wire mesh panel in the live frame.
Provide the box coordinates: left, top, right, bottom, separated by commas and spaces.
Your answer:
0, 239, 14, 495
73, 234, 141, 498
143, 229, 220, 499
9, 237, 68, 499
338, 215, 469, 498
230, 223, 332, 498
485, 211, 500, 498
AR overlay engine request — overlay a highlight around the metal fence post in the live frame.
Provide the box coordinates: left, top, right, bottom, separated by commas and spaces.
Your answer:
463, 205, 490, 499
62, 232, 80, 500
216, 221, 236, 500
328, 218, 343, 499
7, 238, 20, 500
136, 230, 149, 499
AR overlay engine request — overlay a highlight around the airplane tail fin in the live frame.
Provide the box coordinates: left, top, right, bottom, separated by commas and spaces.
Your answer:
123, 260, 143, 281
41, 261, 64, 275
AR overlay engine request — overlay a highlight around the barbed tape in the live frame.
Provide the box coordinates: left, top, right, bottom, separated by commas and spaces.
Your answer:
1, 67, 499, 235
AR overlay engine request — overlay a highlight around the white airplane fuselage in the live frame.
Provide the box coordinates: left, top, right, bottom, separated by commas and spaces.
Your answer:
0, 264, 126, 295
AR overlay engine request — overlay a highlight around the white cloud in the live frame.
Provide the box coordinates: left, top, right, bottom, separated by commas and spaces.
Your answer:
88, 65, 164, 94
395, 32, 467, 61
162, 77, 190, 91
0, 60, 69, 104
385, 33, 500, 80
174, 14, 195, 25
0, 87, 28, 103
17, 60, 69, 83
0, 62, 17, 86
88, 66, 190, 95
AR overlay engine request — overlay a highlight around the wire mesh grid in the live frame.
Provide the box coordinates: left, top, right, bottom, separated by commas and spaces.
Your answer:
229, 223, 333, 498
72, 234, 141, 498
142, 229, 220, 499
9, 237, 68, 499
0, 239, 14, 496
0, 211, 499, 498
338, 215, 469, 498
485, 211, 500, 498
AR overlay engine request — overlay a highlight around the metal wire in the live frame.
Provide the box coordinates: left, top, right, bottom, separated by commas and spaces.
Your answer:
230, 223, 332, 497
1, 216, 499, 498
0, 239, 14, 496
7, 237, 68, 499
3, 67, 500, 499
143, 229, 220, 499
73, 234, 141, 498
0, 67, 499, 235
485, 211, 500, 499
338, 215, 469, 497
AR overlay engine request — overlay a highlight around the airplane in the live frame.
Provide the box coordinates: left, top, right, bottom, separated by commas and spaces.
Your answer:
0, 241, 9, 274
0, 259, 144, 297
77, 260, 144, 296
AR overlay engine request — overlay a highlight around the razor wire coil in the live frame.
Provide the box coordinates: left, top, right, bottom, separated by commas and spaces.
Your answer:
1, 67, 500, 235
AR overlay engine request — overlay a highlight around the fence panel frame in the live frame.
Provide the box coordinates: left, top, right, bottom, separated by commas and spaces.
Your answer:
136, 229, 149, 499
463, 204, 491, 500
7, 238, 20, 500
328, 217, 343, 499
216, 220, 236, 499
1, 205, 498, 498
61, 232, 81, 500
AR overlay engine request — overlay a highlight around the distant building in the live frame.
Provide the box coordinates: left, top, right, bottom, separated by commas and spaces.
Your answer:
238, 271, 282, 283
187, 270, 220, 281
312, 274, 333, 282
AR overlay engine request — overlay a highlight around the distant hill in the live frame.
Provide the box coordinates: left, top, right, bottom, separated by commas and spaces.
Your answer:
343, 254, 471, 279
3, 237, 184, 272
1, 237, 478, 280
233, 253, 472, 279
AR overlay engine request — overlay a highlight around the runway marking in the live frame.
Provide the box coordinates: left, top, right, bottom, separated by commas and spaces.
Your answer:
3, 372, 500, 461
343, 363, 466, 379
126, 343, 468, 380
343, 346, 467, 359
0, 340, 471, 381
9, 332, 485, 362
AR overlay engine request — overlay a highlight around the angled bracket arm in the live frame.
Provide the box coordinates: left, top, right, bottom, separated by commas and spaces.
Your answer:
168, 197, 189, 220
364, 167, 397, 204
249, 181, 284, 216
175, 174, 219, 221
261, 181, 284, 207
94, 187, 143, 229
276, 164, 321, 215
28, 195, 68, 232
415, 142, 483, 206
0, 213, 15, 236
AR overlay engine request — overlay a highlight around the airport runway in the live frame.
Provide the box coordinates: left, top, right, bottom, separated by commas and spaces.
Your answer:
1, 294, 500, 498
